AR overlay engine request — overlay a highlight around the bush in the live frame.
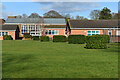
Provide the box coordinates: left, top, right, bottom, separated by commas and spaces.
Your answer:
53, 35, 66, 42
86, 35, 109, 49
3, 35, 12, 40
23, 33, 32, 38
68, 35, 86, 44
32, 36, 39, 40
40, 36, 49, 42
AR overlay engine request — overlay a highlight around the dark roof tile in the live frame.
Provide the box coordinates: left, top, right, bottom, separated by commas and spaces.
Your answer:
69, 20, 118, 28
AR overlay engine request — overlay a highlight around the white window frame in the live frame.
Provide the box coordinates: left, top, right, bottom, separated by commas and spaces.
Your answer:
45, 30, 59, 35
108, 30, 112, 36
87, 30, 100, 36
0, 32, 9, 36
116, 30, 120, 36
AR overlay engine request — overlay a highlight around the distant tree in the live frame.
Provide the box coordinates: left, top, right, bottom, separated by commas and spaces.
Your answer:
43, 10, 64, 18
99, 7, 112, 20
65, 14, 71, 19
76, 15, 88, 20
28, 13, 42, 18
89, 10, 100, 20
71, 16, 74, 19
22, 14, 28, 18
16, 15, 22, 18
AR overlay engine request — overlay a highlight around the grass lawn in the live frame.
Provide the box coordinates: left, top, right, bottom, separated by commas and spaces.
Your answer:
2, 40, 119, 78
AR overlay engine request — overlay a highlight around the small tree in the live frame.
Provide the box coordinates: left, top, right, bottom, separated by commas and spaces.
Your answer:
99, 7, 112, 20
89, 10, 100, 20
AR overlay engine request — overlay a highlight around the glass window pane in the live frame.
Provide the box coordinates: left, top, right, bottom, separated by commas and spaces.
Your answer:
87, 34, 91, 36
45, 30, 48, 35
92, 31, 95, 33
87, 31, 91, 33
49, 30, 51, 34
96, 34, 99, 35
52, 30, 54, 35
96, 31, 100, 33
56, 30, 58, 35
2, 32, 4, 36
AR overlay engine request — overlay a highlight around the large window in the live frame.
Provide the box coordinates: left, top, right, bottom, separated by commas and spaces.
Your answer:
87, 30, 100, 36
108, 30, 112, 36
0, 32, 8, 36
45, 30, 59, 35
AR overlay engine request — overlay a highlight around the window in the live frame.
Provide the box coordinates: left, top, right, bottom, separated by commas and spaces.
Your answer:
87, 30, 100, 36
0, 32, 8, 36
116, 30, 120, 35
45, 30, 59, 35
108, 30, 112, 36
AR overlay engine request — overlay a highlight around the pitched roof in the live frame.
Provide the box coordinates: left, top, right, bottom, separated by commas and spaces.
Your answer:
69, 20, 118, 28
5, 18, 66, 25
0, 25, 18, 30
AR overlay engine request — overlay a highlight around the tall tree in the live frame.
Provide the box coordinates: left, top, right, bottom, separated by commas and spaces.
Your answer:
43, 10, 63, 18
99, 7, 112, 20
22, 14, 28, 18
28, 13, 42, 18
65, 14, 71, 19
89, 10, 100, 20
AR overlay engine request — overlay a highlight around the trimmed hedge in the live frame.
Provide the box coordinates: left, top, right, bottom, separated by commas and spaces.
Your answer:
86, 35, 109, 49
68, 35, 86, 44
32, 36, 39, 40
3, 35, 12, 40
53, 35, 66, 42
40, 36, 49, 42
23, 33, 32, 38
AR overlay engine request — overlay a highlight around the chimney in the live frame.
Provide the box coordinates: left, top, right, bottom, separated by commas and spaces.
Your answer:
8, 16, 16, 18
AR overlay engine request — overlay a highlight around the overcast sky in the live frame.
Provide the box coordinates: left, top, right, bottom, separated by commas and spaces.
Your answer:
1, 2, 118, 19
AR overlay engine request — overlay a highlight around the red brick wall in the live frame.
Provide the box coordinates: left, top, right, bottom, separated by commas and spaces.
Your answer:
71, 29, 103, 36
0, 31, 16, 40
43, 29, 65, 38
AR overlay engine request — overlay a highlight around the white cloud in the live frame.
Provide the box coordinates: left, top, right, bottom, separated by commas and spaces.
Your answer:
32, 0, 119, 2
39, 2, 100, 13
1, 0, 119, 2
0, 11, 18, 19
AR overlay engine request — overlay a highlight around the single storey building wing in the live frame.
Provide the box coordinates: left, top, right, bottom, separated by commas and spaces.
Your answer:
5, 17, 66, 38
0, 25, 19, 40
67, 20, 120, 42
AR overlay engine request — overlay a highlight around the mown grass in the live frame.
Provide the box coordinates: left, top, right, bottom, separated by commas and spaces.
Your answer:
2, 40, 119, 78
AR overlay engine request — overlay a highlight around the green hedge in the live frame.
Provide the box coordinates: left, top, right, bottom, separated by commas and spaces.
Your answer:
32, 36, 39, 40
40, 36, 49, 42
53, 35, 66, 42
68, 35, 86, 44
86, 35, 109, 49
23, 33, 32, 38
3, 35, 12, 40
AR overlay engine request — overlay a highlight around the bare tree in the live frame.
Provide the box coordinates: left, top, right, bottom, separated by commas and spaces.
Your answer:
76, 15, 88, 20
89, 10, 100, 20
65, 14, 71, 19
22, 14, 28, 18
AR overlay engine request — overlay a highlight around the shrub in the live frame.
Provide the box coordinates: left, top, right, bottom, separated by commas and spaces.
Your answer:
40, 36, 49, 42
68, 35, 86, 44
86, 35, 109, 49
53, 35, 66, 42
23, 33, 32, 38
32, 36, 39, 40
3, 35, 12, 40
